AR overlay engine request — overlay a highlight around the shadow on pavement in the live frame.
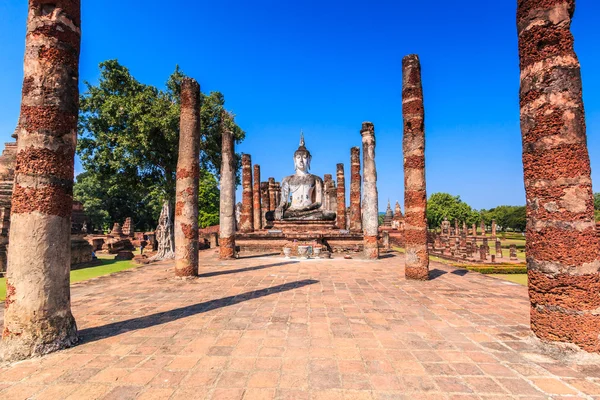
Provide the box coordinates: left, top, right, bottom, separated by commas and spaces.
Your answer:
198, 261, 299, 278
79, 279, 319, 343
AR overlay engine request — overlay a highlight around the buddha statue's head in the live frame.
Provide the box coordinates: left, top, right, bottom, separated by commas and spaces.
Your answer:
294, 132, 312, 173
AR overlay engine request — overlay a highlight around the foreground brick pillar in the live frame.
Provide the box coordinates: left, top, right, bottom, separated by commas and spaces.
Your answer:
219, 120, 236, 259
518, 0, 600, 352
349, 147, 362, 233
336, 163, 347, 230
253, 164, 262, 230
268, 178, 276, 212
239, 154, 253, 233
361, 123, 379, 259
1, 0, 80, 362
260, 181, 270, 227
174, 78, 200, 277
402, 54, 429, 280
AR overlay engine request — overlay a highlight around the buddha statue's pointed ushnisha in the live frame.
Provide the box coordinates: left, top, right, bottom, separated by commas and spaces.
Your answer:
273, 132, 336, 221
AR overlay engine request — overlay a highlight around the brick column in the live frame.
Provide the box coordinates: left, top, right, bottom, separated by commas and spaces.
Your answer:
323, 174, 333, 211
1, 0, 80, 362
480, 220, 486, 236
349, 146, 362, 233
361, 123, 379, 259
491, 219, 497, 238
239, 154, 253, 233
219, 116, 236, 259
472, 223, 477, 237
518, 0, 600, 352
402, 54, 429, 280
260, 182, 270, 227
174, 78, 200, 277
253, 164, 262, 230
268, 177, 276, 211
336, 163, 347, 230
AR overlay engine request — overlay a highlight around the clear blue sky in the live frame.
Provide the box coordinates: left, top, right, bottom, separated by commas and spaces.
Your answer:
1, 1, 600, 211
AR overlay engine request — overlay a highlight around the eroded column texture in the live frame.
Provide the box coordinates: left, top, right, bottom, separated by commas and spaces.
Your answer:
219, 122, 236, 259
402, 54, 429, 280
518, 0, 600, 352
1, 0, 81, 362
361, 123, 379, 259
239, 154, 253, 233
336, 163, 347, 230
349, 147, 362, 233
253, 164, 262, 230
268, 178, 276, 212
174, 78, 200, 277
260, 182, 270, 227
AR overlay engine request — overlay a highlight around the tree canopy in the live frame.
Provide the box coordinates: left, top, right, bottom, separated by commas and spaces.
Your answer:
426, 192, 480, 229
75, 60, 244, 231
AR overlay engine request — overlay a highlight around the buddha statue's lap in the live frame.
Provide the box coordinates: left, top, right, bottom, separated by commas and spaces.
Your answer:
273, 133, 336, 222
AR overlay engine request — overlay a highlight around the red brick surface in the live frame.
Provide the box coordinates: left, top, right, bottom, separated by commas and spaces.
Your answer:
1, 253, 599, 398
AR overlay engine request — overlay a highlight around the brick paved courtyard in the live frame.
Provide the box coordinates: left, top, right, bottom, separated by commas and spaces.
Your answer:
1, 251, 600, 400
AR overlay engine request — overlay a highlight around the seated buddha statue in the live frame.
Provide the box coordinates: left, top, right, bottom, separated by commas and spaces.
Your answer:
274, 134, 336, 221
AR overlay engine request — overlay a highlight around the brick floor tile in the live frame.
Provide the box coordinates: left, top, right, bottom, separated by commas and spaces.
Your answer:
101, 385, 142, 400
531, 378, 578, 395
242, 388, 276, 399
247, 371, 280, 388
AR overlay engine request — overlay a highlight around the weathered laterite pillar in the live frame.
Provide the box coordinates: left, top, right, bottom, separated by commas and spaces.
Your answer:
1, 0, 81, 362
268, 177, 277, 212
174, 78, 201, 277
361, 123, 379, 259
402, 54, 429, 280
219, 117, 236, 259
260, 181, 270, 227
239, 154, 254, 232
349, 147, 362, 233
253, 164, 262, 230
336, 163, 347, 230
518, 0, 600, 352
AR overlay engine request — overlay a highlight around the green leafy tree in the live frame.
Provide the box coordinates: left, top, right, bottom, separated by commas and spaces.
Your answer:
594, 193, 600, 221
198, 169, 220, 228
426, 192, 479, 229
75, 60, 245, 231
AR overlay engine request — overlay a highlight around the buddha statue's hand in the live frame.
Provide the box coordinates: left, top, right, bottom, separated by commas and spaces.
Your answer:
274, 207, 284, 220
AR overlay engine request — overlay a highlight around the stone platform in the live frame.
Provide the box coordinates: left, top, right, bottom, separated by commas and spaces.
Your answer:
1, 251, 600, 399
236, 229, 364, 256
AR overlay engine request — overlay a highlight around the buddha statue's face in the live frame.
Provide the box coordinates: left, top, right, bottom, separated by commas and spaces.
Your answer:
294, 151, 310, 173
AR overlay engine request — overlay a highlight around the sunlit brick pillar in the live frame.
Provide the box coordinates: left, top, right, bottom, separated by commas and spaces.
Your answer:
219, 116, 236, 259
268, 177, 277, 212
518, 0, 600, 352
1, 0, 81, 362
239, 154, 253, 233
260, 181, 270, 227
361, 123, 379, 259
336, 163, 347, 230
402, 54, 429, 280
253, 164, 262, 230
349, 146, 362, 233
174, 78, 200, 277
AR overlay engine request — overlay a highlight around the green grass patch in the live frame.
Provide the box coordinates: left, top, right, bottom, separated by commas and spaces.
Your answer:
0, 255, 137, 301
490, 273, 528, 285
459, 265, 527, 274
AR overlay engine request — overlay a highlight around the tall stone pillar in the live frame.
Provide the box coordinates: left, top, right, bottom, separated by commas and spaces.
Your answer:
219, 117, 236, 259
349, 147, 362, 233
323, 174, 333, 211
491, 219, 497, 238
174, 78, 200, 277
239, 154, 253, 233
361, 123, 379, 259
402, 54, 429, 280
253, 164, 262, 230
518, 0, 600, 352
1, 0, 81, 362
336, 163, 347, 230
260, 182, 270, 227
268, 177, 277, 212
472, 223, 477, 237
274, 182, 282, 208
480, 220, 486, 236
